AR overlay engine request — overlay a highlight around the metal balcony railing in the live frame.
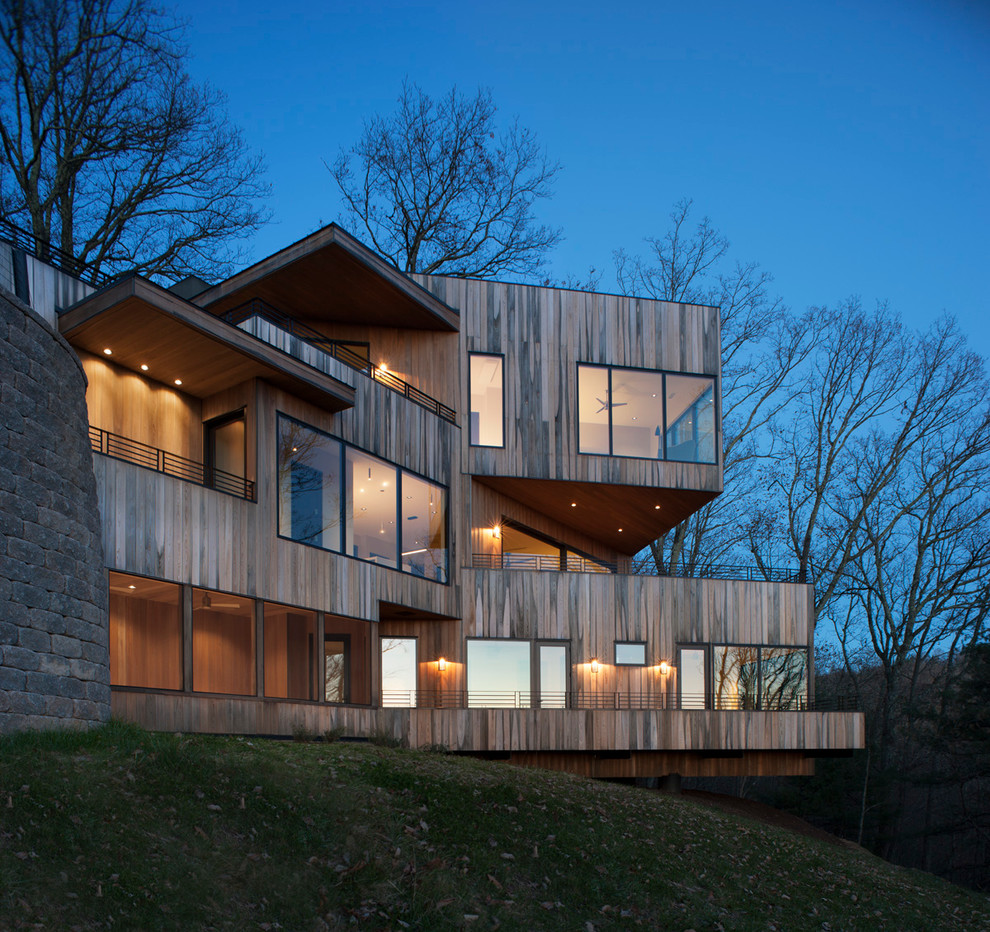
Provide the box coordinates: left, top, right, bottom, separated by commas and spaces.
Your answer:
0, 216, 111, 288
89, 425, 255, 501
473, 552, 805, 584
377, 690, 857, 712
223, 299, 457, 424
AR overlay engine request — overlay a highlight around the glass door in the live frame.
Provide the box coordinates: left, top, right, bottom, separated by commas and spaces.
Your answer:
538, 643, 568, 708
678, 646, 707, 709
381, 636, 417, 707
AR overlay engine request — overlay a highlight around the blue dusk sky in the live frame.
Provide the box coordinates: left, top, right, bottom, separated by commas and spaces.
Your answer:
173, 0, 990, 356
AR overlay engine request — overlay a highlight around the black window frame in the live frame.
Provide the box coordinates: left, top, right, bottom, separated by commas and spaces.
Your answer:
467, 351, 506, 449
614, 640, 648, 666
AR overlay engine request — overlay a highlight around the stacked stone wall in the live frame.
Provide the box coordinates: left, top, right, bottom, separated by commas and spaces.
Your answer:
0, 288, 109, 731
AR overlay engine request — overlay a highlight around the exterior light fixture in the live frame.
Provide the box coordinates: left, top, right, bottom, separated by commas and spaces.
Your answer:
659, 661, 671, 677
103, 348, 112, 356
380, 363, 389, 372
140, 364, 149, 371
654, 505, 661, 510
174, 379, 182, 386
618, 528, 623, 533
492, 525, 501, 539
571, 502, 577, 507
438, 657, 447, 672
590, 658, 600, 674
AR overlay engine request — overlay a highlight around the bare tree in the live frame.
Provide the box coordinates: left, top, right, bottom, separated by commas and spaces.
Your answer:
330, 82, 561, 279
0, 0, 269, 281
618, 200, 811, 575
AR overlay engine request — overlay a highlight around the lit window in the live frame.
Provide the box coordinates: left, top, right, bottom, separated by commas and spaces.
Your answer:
615, 642, 647, 666
469, 354, 504, 447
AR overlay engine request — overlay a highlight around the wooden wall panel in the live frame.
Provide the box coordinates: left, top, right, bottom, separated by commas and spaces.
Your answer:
112, 690, 864, 764
413, 275, 722, 495
82, 351, 203, 459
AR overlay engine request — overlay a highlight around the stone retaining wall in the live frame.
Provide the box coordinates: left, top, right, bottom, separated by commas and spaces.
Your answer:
0, 288, 109, 732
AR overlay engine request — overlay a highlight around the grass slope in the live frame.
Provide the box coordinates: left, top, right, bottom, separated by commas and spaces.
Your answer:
0, 722, 987, 931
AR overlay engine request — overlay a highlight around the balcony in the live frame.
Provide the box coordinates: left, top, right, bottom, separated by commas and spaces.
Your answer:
89, 425, 255, 500
471, 552, 804, 583
381, 690, 856, 711
223, 299, 456, 424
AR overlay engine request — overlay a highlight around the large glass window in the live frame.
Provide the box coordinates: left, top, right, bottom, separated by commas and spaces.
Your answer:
467, 639, 531, 708
679, 647, 706, 710
277, 417, 342, 551
712, 645, 760, 710
578, 364, 716, 463
346, 448, 399, 568
324, 638, 349, 703
401, 473, 448, 582
109, 572, 182, 690
665, 374, 716, 464
761, 647, 808, 710
469, 354, 504, 447
192, 587, 256, 696
539, 643, 568, 709
577, 365, 611, 454
381, 636, 417, 707
263, 603, 317, 700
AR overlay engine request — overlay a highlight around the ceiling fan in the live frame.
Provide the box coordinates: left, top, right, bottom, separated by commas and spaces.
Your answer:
595, 391, 628, 414
195, 591, 244, 610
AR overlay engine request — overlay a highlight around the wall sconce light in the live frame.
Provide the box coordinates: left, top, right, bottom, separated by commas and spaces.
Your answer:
658, 661, 671, 677
437, 657, 447, 672
590, 658, 600, 675
491, 524, 501, 539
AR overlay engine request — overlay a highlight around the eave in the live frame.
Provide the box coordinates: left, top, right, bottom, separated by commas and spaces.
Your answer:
477, 476, 718, 555
59, 276, 355, 411
193, 224, 460, 332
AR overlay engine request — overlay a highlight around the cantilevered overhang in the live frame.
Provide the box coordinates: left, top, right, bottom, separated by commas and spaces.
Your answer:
193, 224, 459, 332
477, 476, 718, 555
59, 276, 355, 410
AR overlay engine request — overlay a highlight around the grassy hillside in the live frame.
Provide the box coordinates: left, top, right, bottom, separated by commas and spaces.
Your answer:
0, 722, 987, 931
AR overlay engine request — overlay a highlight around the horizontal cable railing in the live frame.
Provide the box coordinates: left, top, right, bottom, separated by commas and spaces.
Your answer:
378, 690, 857, 712
0, 215, 110, 288
472, 553, 618, 574
89, 425, 255, 501
223, 299, 457, 424
473, 552, 804, 583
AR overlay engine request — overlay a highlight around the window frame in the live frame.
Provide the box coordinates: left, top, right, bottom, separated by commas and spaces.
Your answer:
467, 351, 506, 448
275, 412, 450, 584
576, 361, 719, 465
614, 641, 648, 666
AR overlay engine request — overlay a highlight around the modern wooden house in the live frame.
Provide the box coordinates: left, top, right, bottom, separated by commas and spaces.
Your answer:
3, 222, 863, 777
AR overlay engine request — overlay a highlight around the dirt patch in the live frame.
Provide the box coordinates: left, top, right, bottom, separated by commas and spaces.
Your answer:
680, 789, 864, 851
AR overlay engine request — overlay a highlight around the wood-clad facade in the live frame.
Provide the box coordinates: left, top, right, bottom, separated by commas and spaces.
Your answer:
50, 223, 862, 777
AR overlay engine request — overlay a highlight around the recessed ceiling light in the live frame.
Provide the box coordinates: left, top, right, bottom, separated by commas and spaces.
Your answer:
571, 502, 577, 507
128, 584, 136, 589
618, 528, 623, 532
174, 379, 182, 386
103, 348, 112, 355
654, 505, 661, 510
140, 364, 148, 371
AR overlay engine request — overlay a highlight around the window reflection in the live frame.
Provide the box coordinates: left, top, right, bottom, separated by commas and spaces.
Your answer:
665, 374, 716, 464
324, 639, 348, 703
467, 640, 531, 708
277, 417, 342, 551
761, 647, 808, 710
469, 354, 504, 446
539, 644, 567, 708
679, 648, 706, 709
401, 473, 448, 582
712, 645, 760, 710
615, 642, 646, 665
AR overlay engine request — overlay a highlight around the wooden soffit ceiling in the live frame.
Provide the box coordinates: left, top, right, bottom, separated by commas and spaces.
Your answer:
59, 276, 355, 410
194, 224, 460, 332
477, 476, 718, 556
